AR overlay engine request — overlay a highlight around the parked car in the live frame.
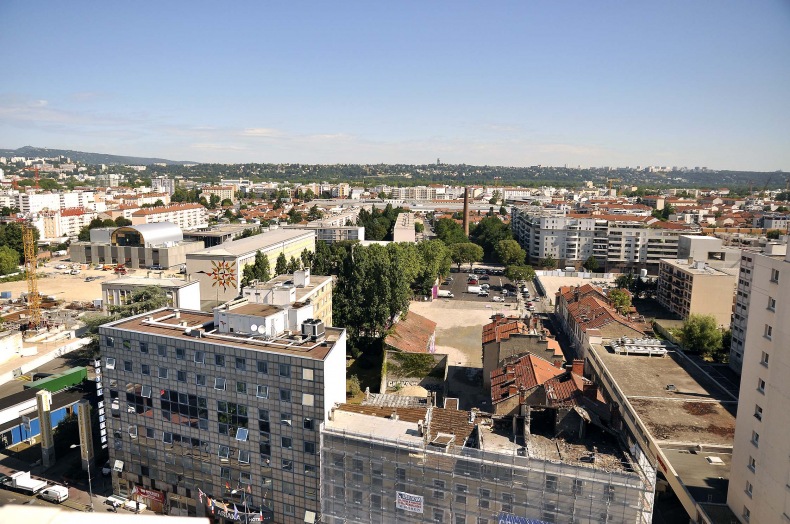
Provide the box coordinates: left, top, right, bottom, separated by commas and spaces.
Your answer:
70, 269, 81, 275
55, 264, 67, 270
149, 264, 163, 270
478, 291, 489, 297
480, 284, 490, 290
492, 296, 504, 302
40, 485, 69, 503
480, 275, 490, 280
467, 279, 478, 285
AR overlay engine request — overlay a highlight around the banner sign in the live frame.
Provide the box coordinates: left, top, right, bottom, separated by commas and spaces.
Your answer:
497, 513, 552, 524
133, 485, 165, 504
395, 491, 424, 514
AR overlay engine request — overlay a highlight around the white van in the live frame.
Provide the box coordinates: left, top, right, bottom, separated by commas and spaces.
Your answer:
40, 485, 69, 503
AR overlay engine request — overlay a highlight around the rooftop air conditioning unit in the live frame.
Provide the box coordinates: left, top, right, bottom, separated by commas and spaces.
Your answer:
301, 318, 325, 341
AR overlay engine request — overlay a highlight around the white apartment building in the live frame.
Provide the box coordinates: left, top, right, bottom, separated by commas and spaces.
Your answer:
727, 246, 790, 523
17, 192, 61, 214
511, 206, 699, 272
60, 190, 96, 210
151, 176, 177, 195
131, 203, 208, 230
201, 185, 235, 203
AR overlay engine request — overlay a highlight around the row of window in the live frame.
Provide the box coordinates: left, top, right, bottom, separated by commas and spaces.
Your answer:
105, 339, 315, 381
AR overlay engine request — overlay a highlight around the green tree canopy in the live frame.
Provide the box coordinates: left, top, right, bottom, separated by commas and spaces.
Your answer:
469, 216, 512, 261
766, 229, 782, 240
450, 242, 484, 270
114, 216, 132, 227
583, 256, 600, 272
0, 222, 36, 261
286, 256, 302, 273
680, 314, 725, 361
241, 250, 271, 286
109, 286, 169, 317
0, 245, 20, 275
275, 252, 288, 275
539, 255, 557, 269
434, 218, 467, 245
494, 239, 526, 266
608, 288, 632, 315
504, 265, 535, 283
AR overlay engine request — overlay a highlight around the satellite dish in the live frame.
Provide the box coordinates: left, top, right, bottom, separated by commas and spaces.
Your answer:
258, 325, 266, 334
250, 324, 258, 332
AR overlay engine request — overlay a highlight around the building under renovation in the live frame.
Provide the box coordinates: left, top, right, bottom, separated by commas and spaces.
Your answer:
320, 399, 655, 524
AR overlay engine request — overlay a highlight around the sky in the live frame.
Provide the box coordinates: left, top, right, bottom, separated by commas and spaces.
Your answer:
1, 1, 789, 170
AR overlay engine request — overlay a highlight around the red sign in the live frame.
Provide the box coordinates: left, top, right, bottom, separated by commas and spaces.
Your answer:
133, 485, 165, 504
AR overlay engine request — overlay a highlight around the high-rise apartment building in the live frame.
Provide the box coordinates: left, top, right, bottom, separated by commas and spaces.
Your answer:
727, 247, 790, 523
100, 301, 346, 523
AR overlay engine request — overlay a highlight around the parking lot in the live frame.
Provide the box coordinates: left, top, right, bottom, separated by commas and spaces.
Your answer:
442, 267, 529, 305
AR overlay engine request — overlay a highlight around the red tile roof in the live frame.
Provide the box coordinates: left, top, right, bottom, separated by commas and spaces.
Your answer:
490, 353, 564, 403
131, 203, 204, 216
385, 311, 437, 354
482, 314, 529, 345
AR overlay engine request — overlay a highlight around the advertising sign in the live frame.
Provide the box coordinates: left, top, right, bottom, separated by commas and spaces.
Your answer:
395, 491, 424, 514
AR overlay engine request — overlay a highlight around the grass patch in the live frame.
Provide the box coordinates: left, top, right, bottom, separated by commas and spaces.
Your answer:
388, 352, 443, 378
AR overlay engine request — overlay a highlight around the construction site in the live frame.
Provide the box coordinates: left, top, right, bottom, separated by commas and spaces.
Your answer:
320, 398, 656, 524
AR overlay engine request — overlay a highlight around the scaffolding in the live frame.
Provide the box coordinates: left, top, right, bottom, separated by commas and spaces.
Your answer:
23, 223, 41, 328
320, 425, 655, 524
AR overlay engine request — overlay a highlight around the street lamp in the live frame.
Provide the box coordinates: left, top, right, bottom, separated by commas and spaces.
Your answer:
70, 444, 94, 512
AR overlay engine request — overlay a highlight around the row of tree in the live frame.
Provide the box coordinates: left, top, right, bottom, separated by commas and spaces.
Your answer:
357, 204, 407, 241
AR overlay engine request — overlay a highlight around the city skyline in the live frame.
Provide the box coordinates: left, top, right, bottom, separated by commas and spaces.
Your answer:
1, 1, 789, 170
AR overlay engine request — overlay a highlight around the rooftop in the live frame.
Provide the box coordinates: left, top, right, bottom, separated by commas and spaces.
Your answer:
103, 308, 342, 361
590, 343, 736, 446
188, 229, 315, 258
384, 311, 436, 354
102, 276, 198, 289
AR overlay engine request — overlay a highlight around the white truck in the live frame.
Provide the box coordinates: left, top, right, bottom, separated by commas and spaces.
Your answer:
436, 290, 454, 298
2, 471, 48, 495
467, 285, 482, 294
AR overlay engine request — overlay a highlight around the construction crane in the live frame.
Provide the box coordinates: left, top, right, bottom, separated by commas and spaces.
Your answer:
22, 221, 41, 329
23, 166, 41, 190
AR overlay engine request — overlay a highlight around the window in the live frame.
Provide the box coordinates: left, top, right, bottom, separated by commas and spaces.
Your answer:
764, 324, 773, 339
751, 431, 760, 447
158, 367, 168, 379
305, 463, 317, 475
573, 478, 584, 496
279, 363, 290, 377
761, 352, 769, 366
106, 336, 114, 347
218, 445, 230, 460
370, 493, 380, 507
176, 347, 185, 360
768, 296, 776, 311
281, 436, 292, 449
215, 354, 225, 367
177, 370, 186, 382
160, 389, 209, 429
743, 506, 751, 522
196, 374, 206, 387
128, 425, 138, 438
163, 432, 173, 444
396, 468, 406, 481
279, 389, 291, 402
303, 368, 314, 381
194, 351, 205, 364
283, 503, 295, 516
280, 412, 292, 426
214, 377, 226, 390
124, 361, 132, 372
605, 484, 615, 502
105, 357, 116, 369
236, 381, 247, 394
302, 393, 314, 406
758, 378, 766, 394
235, 357, 246, 371
259, 438, 271, 458
456, 494, 467, 504
217, 401, 249, 436
146, 427, 155, 439
256, 385, 269, 398
281, 459, 293, 471
304, 441, 316, 454
138, 342, 148, 353
433, 509, 444, 523
257, 361, 268, 374
479, 499, 490, 509
303, 417, 314, 430
259, 409, 270, 432
141, 364, 150, 376
238, 449, 250, 463
745, 481, 753, 497
353, 490, 363, 505
748, 456, 756, 472
754, 405, 763, 421
545, 475, 558, 492
220, 466, 231, 480
236, 427, 249, 441
771, 268, 780, 283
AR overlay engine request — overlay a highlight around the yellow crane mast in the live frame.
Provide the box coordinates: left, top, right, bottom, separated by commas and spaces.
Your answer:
22, 222, 41, 329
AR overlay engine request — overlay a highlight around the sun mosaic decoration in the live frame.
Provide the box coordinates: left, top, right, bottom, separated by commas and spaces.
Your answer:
208, 260, 238, 291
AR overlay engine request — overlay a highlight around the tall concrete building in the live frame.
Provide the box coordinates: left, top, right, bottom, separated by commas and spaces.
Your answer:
100, 302, 346, 522
656, 258, 736, 327
727, 247, 790, 523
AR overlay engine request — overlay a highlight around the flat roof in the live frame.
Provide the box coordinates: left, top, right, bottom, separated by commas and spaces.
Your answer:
102, 276, 198, 289
244, 274, 333, 303
326, 410, 425, 446
590, 343, 736, 447
226, 302, 282, 317
187, 229, 314, 258
103, 308, 341, 361
660, 259, 735, 276
661, 447, 731, 504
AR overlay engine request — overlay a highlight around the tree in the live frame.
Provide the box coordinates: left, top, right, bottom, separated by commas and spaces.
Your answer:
615, 273, 636, 291
608, 288, 632, 315
489, 190, 501, 205
539, 255, 557, 269
115, 216, 132, 227
415, 222, 425, 234
0, 245, 20, 275
275, 253, 288, 275
300, 248, 315, 272
109, 286, 168, 317
241, 250, 271, 286
450, 242, 484, 271
414, 240, 451, 294
766, 229, 782, 240
0, 222, 36, 261
494, 240, 526, 266
434, 218, 467, 245
220, 198, 233, 207
504, 265, 535, 283
307, 205, 324, 221
286, 256, 301, 273
469, 216, 512, 261
499, 206, 507, 216
680, 314, 724, 360
583, 256, 600, 272
303, 188, 315, 202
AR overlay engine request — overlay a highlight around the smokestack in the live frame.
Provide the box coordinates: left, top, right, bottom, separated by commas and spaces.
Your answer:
463, 187, 470, 236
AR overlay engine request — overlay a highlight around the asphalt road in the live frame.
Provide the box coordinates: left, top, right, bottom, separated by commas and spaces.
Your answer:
443, 269, 519, 304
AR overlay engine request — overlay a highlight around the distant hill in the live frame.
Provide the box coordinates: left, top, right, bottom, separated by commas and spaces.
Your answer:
0, 146, 195, 166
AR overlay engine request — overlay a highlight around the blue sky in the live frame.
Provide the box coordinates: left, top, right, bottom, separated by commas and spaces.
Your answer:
1, 1, 788, 170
